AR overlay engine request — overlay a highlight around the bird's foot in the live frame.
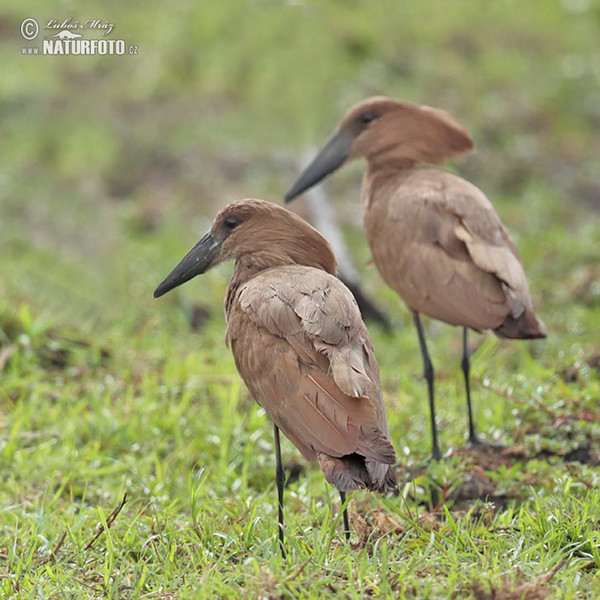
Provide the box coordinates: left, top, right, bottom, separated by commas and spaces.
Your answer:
427, 445, 443, 463
463, 435, 506, 454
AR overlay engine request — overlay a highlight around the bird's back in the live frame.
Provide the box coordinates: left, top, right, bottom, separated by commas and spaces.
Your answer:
225, 264, 397, 492
362, 167, 546, 338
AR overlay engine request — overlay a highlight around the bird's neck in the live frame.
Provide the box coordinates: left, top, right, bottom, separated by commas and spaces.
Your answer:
224, 257, 266, 319
366, 150, 419, 173
362, 158, 416, 210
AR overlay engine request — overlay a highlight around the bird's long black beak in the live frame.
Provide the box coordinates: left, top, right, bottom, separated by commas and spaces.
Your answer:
153, 231, 221, 298
284, 129, 354, 203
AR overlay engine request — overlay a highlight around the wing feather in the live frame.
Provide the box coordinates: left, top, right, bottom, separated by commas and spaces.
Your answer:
367, 168, 540, 332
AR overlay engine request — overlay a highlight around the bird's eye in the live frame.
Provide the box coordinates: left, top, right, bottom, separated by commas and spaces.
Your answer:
359, 112, 376, 124
224, 216, 240, 230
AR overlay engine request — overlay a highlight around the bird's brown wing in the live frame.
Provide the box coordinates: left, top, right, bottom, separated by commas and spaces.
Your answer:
225, 265, 395, 468
370, 169, 536, 330
440, 173, 539, 323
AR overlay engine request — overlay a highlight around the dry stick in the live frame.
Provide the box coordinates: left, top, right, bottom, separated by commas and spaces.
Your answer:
84, 492, 128, 551
299, 151, 391, 331
539, 557, 568, 584
300, 150, 362, 287
283, 556, 313, 584
0, 344, 16, 373
74, 576, 105, 593
38, 531, 67, 566
565, 462, 594, 489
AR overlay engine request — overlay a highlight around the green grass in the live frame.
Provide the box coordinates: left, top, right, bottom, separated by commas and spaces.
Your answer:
1, 313, 599, 599
1, 0, 600, 597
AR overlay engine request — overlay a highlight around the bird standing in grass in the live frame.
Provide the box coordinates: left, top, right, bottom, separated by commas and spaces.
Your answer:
154, 199, 397, 555
285, 97, 546, 460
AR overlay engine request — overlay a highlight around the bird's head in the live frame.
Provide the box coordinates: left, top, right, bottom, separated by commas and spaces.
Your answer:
154, 199, 336, 298
285, 96, 473, 203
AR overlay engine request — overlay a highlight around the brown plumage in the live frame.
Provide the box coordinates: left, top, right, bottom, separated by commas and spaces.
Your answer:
285, 97, 546, 459
154, 199, 396, 552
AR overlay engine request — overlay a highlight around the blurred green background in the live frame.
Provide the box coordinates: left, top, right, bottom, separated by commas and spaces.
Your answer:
1, 0, 599, 339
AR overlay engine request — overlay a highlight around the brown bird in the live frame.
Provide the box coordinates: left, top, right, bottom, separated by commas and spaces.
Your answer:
285, 97, 546, 460
154, 199, 397, 554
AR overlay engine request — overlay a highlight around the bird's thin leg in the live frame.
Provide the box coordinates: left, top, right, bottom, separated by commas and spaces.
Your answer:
462, 328, 505, 450
462, 327, 478, 445
339, 491, 350, 542
273, 424, 286, 558
413, 312, 441, 460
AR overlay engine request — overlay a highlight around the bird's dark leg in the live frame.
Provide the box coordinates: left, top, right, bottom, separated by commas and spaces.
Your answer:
413, 312, 441, 460
339, 491, 350, 542
273, 424, 286, 558
462, 328, 504, 450
462, 327, 479, 445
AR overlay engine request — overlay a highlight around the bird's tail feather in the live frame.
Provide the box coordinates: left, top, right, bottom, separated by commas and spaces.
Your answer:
318, 453, 397, 493
494, 309, 546, 339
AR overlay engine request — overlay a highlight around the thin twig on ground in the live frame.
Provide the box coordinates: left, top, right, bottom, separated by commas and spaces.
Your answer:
38, 531, 67, 566
84, 492, 128, 551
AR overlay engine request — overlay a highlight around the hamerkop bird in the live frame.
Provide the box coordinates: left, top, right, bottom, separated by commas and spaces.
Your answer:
154, 199, 397, 554
285, 97, 546, 460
